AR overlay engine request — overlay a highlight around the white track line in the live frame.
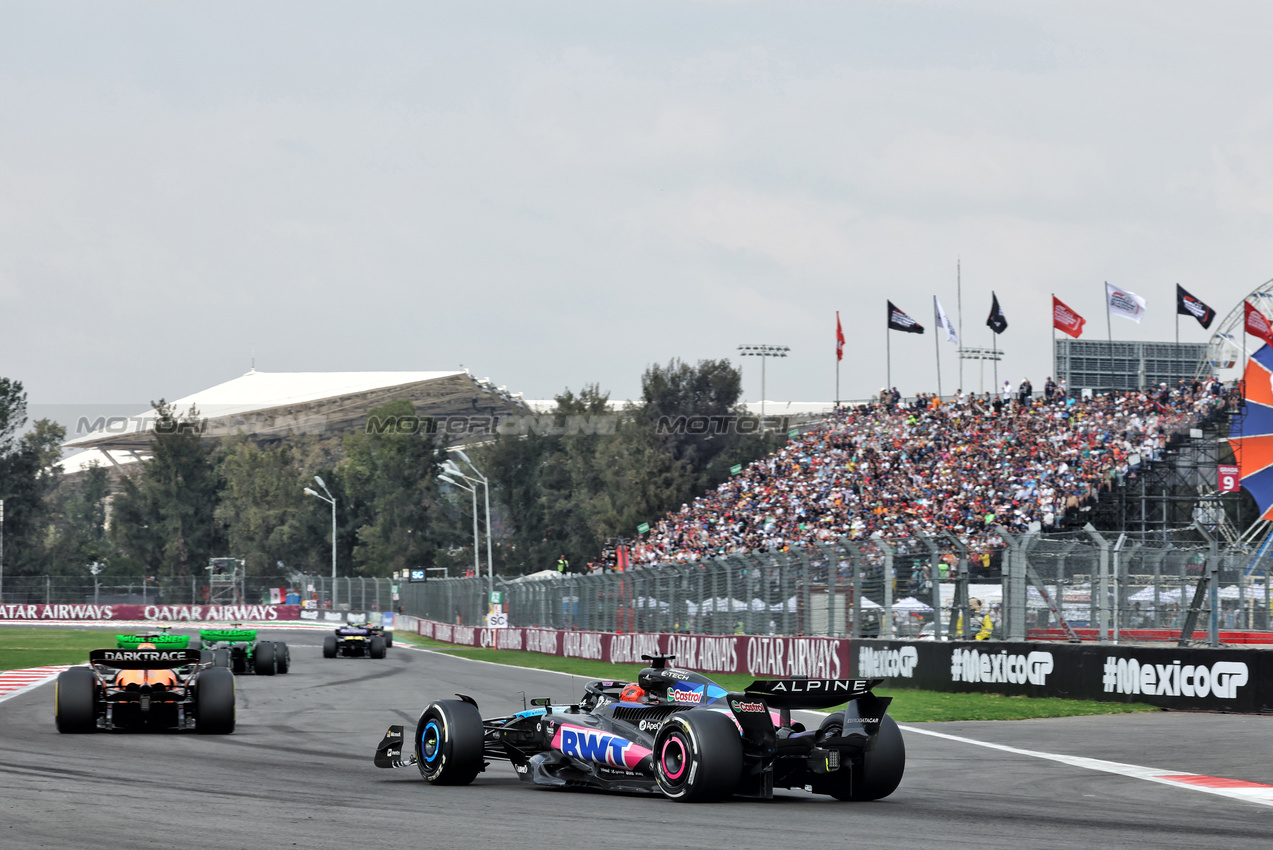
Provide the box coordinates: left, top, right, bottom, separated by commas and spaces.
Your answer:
899, 725, 1273, 808
0, 666, 70, 704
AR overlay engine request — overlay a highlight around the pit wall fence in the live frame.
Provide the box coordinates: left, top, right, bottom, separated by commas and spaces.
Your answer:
399, 615, 1273, 714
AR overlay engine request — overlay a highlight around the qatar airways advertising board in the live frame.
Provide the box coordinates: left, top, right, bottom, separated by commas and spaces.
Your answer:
0, 603, 302, 622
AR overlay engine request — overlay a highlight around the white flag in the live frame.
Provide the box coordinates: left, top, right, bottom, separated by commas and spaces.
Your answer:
1106, 282, 1147, 324
934, 296, 959, 344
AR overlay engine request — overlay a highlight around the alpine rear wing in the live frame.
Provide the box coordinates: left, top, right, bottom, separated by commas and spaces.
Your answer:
743, 678, 882, 710
89, 649, 204, 669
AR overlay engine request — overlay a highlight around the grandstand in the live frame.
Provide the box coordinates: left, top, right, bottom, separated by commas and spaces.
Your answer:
60, 368, 528, 474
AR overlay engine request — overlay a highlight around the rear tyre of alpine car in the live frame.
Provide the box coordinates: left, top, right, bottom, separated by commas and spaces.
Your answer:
817, 712, 905, 801
369, 636, 386, 659
274, 642, 290, 674
414, 700, 484, 786
323, 635, 338, 658
54, 667, 98, 733
653, 710, 742, 802
196, 667, 236, 734
253, 641, 276, 675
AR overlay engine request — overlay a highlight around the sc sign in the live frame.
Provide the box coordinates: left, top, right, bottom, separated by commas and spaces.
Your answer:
487, 612, 509, 629
1218, 465, 1240, 494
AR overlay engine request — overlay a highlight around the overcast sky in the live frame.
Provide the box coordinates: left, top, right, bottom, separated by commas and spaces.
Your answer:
4, 1, 1273, 419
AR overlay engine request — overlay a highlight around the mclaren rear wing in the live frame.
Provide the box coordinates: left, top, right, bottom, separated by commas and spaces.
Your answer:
89, 649, 204, 669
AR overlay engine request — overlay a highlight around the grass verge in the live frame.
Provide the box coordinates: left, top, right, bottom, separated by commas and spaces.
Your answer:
0, 626, 116, 670
397, 634, 1158, 722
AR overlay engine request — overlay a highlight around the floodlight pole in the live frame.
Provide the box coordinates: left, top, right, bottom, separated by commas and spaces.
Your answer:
440, 472, 481, 584
305, 477, 338, 610
448, 451, 494, 602
737, 344, 790, 427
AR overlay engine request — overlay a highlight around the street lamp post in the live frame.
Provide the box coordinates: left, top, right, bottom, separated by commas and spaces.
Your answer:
89, 561, 103, 606
737, 344, 790, 425
304, 476, 338, 610
446, 451, 493, 603
438, 472, 482, 585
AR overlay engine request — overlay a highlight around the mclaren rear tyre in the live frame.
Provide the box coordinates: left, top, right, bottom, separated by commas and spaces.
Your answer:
384, 631, 393, 648
212, 648, 231, 668
274, 642, 290, 674
54, 667, 98, 733
196, 667, 236, 734
369, 636, 386, 659
818, 712, 905, 801
323, 635, 338, 658
253, 641, 277, 676
653, 710, 742, 802
415, 700, 485, 786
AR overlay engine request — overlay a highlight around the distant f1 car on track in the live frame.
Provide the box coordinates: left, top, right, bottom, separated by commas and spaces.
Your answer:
198, 626, 290, 675
324, 626, 387, 659
55, 648, 235, 734
372, 655, 904, 802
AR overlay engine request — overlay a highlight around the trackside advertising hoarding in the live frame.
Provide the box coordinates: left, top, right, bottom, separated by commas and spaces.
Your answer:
414, 620, 852, 678
0, 604, 302, 622
851, 640, 1273, 713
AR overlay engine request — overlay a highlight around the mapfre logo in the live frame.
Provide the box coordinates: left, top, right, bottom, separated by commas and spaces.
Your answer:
859, 646, 918, 678
951, 648, 1053, 686
1102, 657, 1248, 700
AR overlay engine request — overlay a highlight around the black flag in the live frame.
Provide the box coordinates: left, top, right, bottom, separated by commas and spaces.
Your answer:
986, 292, 1008, 334
887, 301, 924, 334
1176, 284, 1215, 330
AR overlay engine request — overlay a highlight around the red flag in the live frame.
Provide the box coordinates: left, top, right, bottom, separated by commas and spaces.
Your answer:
1052, 296, 1086, 338
835, 311, 845, 362
1245, 301, 1273, 347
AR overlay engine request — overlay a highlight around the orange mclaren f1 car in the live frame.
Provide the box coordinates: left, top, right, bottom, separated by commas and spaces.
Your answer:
55, 645, 235, 734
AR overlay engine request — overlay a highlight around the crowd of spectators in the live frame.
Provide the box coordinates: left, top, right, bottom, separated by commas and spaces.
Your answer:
630, 376, 1240, 568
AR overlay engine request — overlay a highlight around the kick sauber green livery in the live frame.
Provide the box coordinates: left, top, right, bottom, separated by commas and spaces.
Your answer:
198, 626, 291, 676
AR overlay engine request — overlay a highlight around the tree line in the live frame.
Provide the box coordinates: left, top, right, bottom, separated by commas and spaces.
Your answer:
0, 359, 778, 584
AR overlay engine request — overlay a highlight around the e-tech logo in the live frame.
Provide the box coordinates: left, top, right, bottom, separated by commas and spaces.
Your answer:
1101, 657, 1248, 700
554, 726, 641, 769
950, 649, 1053, 686
859, 646, 918, 678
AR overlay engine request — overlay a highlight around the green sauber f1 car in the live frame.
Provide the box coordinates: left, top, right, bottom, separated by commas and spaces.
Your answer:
198, 626, 291, 675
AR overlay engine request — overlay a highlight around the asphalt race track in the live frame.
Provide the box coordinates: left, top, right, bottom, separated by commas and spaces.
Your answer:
2, 628, 1271, 850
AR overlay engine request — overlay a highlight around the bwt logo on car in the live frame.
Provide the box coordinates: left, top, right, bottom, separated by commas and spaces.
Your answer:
1101, 657, 1248, 699
950, 649, 1054, 686
553, 726, 641, 769
858, 646, 918, 678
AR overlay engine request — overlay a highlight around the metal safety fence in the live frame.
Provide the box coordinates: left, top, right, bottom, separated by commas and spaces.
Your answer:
400, 523, 1272, 647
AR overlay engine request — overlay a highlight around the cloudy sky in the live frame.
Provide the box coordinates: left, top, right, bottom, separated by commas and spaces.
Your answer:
4, 0, 1273, 423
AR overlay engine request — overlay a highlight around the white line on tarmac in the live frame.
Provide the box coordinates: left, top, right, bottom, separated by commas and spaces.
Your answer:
899, 724, 1273, 808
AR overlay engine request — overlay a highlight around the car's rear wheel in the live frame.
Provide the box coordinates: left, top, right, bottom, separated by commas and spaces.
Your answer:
323, 635, 338, 658
415, 700, 484, 785
274, 642, 290, 674
369, 636, 386, 659
383, 631, 393, 648
196, 667, 236, 734
212, 648, 230, 668
54, 667, 98, 733
818, 712, 905, 801
253, 641, 276, 675
653, 710, 742, 802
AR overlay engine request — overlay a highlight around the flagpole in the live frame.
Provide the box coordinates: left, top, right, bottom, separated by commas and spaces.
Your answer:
933, 297, 942, 399
957, 258, 963, 392
886, 327, 892, 395
1106, 281, 1114, 394
835, 311, 841, 408
1176, 284, 1179, 345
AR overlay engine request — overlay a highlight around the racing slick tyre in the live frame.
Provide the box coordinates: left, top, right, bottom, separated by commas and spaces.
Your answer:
653, 710, 742, 802
54, 667, 98, 733
253, 641, 277, 676
190, 639, 202, 650
211, 648, 231, 668
384, 631, 393, 648
196, 667, 236, 734
415, 700, 485, 786
274, 642, 290, 674
817, 712, 905, 801
369, 637, 386, 659
323, 635, 338, 658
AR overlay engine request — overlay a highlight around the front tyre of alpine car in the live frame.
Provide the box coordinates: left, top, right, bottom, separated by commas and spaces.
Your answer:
653, 710, 742, 802
817, 712, 905, 801
414, 700, 484, 786
196, 667, 236, 734
54, 667, 98, 733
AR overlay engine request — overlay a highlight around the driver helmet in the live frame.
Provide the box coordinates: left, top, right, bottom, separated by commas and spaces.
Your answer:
619, 683, 646, 703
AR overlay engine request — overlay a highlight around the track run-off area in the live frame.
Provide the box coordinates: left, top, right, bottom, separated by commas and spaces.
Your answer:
1, 626, 1271, 850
